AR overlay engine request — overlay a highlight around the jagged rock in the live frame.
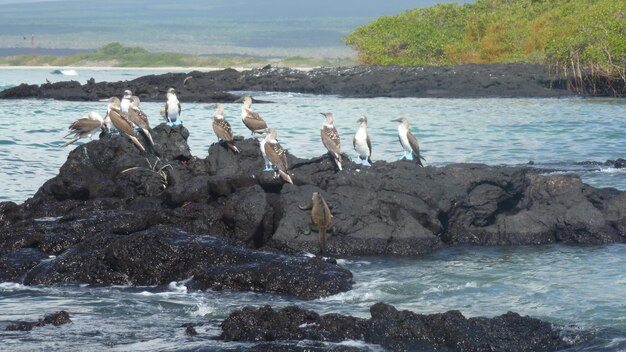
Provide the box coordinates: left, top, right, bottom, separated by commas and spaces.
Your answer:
5, 311, 71, 331
0, 122, 624, 295
219, 303, 571, 351
18, 226, 351, 299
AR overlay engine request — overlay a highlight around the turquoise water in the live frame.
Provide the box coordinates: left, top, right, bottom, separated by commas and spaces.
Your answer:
0, 68, 625, 351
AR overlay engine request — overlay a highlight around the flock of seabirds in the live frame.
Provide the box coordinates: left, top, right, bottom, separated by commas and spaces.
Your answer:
61, 87, 426, 253
62, 88, 427, 184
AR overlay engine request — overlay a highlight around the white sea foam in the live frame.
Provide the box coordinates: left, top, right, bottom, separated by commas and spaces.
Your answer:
606, 337, 626, 348
168, 279, 189, 294
596, 167, 626, 174
335, 339, 387, 351
335, 258, 372, 266
188, 302, 216, 317
0, 282, 32, 291
422, 281, 478, 294
33, 216, 63, 222
60, 69, 79, 76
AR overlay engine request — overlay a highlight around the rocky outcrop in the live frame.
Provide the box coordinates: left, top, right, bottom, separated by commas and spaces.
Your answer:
5, 311, 71, 331
0, 124, 624, 293
0, 64, 579, 101
219, 303, 571, 351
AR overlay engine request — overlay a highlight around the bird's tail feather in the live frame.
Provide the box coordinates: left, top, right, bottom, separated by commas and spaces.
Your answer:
62, 136, 80, 147
129, 136, 146, 152
227, 141, 240, 153
278, 170, 293, 184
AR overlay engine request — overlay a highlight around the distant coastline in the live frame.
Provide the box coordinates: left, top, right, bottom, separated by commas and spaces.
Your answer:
0, 63, 597, 101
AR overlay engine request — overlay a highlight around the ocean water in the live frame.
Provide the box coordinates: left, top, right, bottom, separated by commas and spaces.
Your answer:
0, 68, 625, 351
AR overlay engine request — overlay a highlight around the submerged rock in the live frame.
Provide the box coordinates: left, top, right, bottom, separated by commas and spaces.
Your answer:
5, 311, 71, 331
219, 303, 571, 351
0, 122, 624, 295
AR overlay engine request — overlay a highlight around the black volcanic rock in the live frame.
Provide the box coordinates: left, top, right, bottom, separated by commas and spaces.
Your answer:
5, 311, 71, 331
219, 303, 570, 351
20, 226, 351, 299
0, 122, 624, 295
0, 64, 584, 101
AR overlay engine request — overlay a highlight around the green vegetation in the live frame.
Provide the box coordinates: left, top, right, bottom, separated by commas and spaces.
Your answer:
0, 43, 356, 68
343, 0, 625, 94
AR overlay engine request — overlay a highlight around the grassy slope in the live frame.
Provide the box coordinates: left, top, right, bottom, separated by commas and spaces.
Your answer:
343, 0, 626, 76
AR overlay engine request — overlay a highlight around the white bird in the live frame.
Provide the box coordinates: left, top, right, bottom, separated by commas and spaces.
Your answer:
62, 112, 104, 146
320, 112, 342, 171
393, 117, 425, 166
353, 116, 372, 165
120, 89, 133, 118
164, 88, 182, 126
257, 132, 272, 171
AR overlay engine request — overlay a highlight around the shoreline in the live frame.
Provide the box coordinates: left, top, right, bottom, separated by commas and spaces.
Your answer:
0, 65, 316, 72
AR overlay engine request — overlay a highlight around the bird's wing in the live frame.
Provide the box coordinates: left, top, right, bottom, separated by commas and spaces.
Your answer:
366, 135, 372, 159
321, 126, 341, 155
128, 106, 150, 130
407, 131, 424, 160
264, 141, 288, 172
243, 109, 267, 131
213, 119, 234, 141
109, 108, 138, 137
164, 103, 170, 121
68, 117, 102, 134
178, 102, 181, 116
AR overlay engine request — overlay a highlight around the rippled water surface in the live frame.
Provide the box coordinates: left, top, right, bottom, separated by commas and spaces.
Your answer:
0, 68, 625, 351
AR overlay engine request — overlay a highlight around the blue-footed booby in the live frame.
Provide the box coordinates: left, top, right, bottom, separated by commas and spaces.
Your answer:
164, 88, 182, 126
353, 116, 372, 165
120, 89, 133, 117
107, 97, 146, 152
320, 112, 342, 171
241, 96, 268, 136
393, 117, 425, 166
257, 132, 273, 171
102, 96, 121, 135
131, 95, 141, 108
127, 99, 155, 147
212, 103, 239, 153
101, 111, 112, 137
263, 128, 293, 184
62, 112, 104, 146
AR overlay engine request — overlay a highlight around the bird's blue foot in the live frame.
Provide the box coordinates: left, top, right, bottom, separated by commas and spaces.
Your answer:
405, 153, 414, 161
167, 120, 183, 127
263, 165, 274, 171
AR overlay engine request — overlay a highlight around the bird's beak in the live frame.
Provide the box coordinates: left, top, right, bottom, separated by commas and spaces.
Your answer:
320, 113, 326, 117
391, 118, 400, 122
233, 97, 244, 103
